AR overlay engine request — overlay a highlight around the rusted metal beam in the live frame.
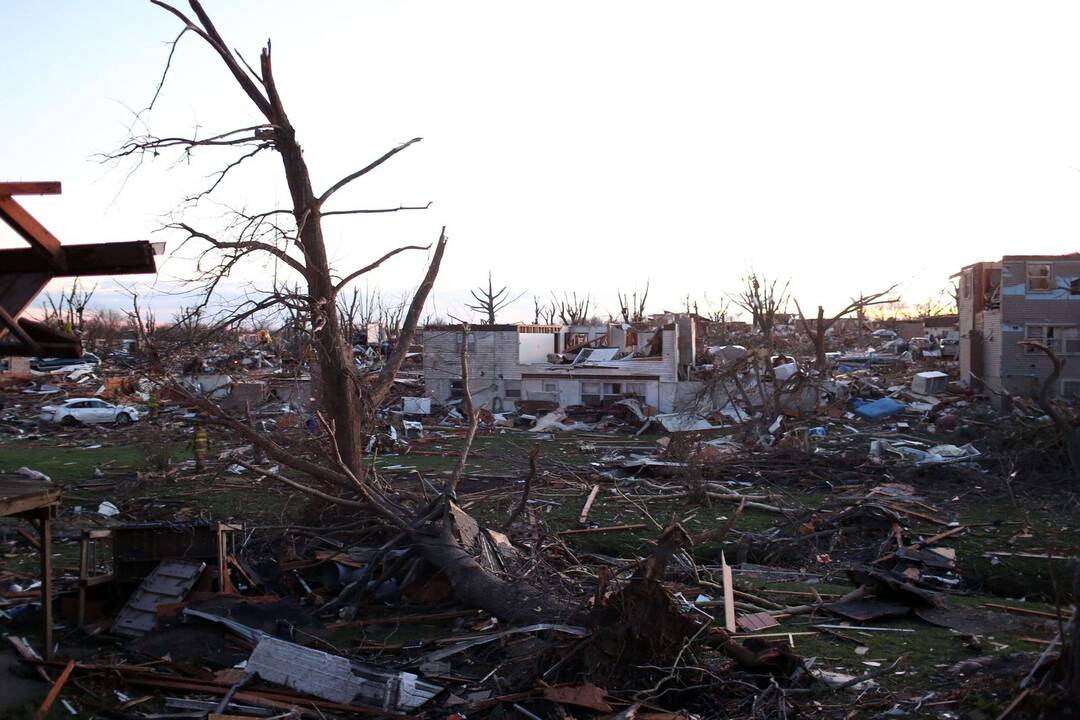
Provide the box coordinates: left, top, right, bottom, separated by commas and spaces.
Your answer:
0, 181, 61, 196
0, 196, 65, 271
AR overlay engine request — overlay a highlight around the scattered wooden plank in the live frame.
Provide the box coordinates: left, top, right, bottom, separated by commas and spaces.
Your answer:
578, 485, 601, 526
994, 687, 1031, 720
731, 631, 818, 639
34, 658, 74, 720
557, 523, 647, 536
735, 611, 780, 632
920, 525, 966, 545
7, 636, 51, 682
721, 551, 736, 633
981, 602, 1073, 620
327, 608, 480, 630
983, 552, 1071, 561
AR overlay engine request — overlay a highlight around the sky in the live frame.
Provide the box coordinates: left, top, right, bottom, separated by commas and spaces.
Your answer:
3, 1, 1080, 325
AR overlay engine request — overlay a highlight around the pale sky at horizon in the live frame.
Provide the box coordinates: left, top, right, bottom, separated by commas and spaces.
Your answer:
3, 1, 1080, 325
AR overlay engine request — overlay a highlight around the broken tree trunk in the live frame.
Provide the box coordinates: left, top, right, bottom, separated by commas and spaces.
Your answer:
1019, 341, 1080, 483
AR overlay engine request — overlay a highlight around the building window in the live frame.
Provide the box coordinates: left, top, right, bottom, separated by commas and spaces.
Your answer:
1025, 325, 1080, 354
449, 379, 463, 399
504, 380, 521, 399
624, 382, 646, 399
1026, 263, 1052, 292
581, 382, 601, 404
962, 270, 972, 299
542, 381, 558, 394
456, 333, 476, 352
602, 382, 622, 396
1063, 380, 1080, 399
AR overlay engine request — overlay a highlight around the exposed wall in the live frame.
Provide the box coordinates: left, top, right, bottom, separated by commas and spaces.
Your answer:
518, 333, 557, 363
423, 328, 523, 409
1000, 258, 1080, 399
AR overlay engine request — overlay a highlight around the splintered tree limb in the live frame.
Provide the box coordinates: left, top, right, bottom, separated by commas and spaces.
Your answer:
333, 244, 430, 294
317, 138, 423, 206
446, 322, 477, 496
371, 228, 448, 409
502, 444, 540, 530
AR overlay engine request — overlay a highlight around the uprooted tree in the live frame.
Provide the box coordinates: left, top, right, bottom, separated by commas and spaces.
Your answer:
793, 285, 900, 370
112, 0, 446, 475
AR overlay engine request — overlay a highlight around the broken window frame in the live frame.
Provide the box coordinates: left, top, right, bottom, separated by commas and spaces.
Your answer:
1063, 379, 1080, 399
1026, 263, 1053, 293
503, 380, 521, 398
1024, 324, 1080, 355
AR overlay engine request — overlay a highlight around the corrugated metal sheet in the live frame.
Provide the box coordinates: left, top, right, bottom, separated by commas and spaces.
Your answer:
111, 559, 205, 637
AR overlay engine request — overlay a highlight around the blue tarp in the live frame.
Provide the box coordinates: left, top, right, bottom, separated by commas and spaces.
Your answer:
853, 397, 906, 420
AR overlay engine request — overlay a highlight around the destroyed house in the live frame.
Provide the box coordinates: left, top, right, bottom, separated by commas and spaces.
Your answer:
422, 319, 692, 413
957, 253, 1080, 403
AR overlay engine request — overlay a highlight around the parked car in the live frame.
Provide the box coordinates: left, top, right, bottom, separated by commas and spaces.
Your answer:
39, 398, 138, 426
30, 352, 101, 372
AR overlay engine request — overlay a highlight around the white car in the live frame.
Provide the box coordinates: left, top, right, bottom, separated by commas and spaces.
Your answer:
40, 398, 139, 426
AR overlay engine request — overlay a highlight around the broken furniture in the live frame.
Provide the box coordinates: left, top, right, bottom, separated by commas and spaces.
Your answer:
0, 474, 62, 658
112, 521, 242, 593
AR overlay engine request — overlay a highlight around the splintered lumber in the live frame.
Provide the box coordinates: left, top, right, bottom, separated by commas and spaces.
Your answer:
34, 659, 74, 720
721, 551, 736, 633
981, 602, 1073, 620
920, 525, 966, 545
327, 608, 480, 629
8, 636, 51, 682
579, 485, 601, 526
557, 523, 647, 536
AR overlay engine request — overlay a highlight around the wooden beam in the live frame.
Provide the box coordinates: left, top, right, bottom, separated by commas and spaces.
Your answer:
0, 489, 62, 518
34, 658, 74, 720
0, 241, 157, 277
0, 197, 65, 270
38, 511, 53, 660
0, 306, 42, 356
0, 181, 61, 196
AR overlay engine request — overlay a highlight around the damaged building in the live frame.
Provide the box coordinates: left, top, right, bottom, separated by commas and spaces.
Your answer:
422, 314, 704, 413
957, 253, 1080, 404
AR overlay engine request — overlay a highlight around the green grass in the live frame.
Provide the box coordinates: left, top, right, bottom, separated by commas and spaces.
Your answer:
0, 444, 150, 482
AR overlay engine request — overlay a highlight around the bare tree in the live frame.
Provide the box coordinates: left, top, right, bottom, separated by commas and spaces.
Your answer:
170, 304, 205, 345
466, 271, 523, 324
729, 273, 790, 344
336, 285, 378, 344
41, 280, 97, 335
533, 295, 556, 324
554, 291, 591, 325
617, 281, 650, 323
109, 1, 447, 473
124, 290, 159, 366
794, 286, 900, 371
